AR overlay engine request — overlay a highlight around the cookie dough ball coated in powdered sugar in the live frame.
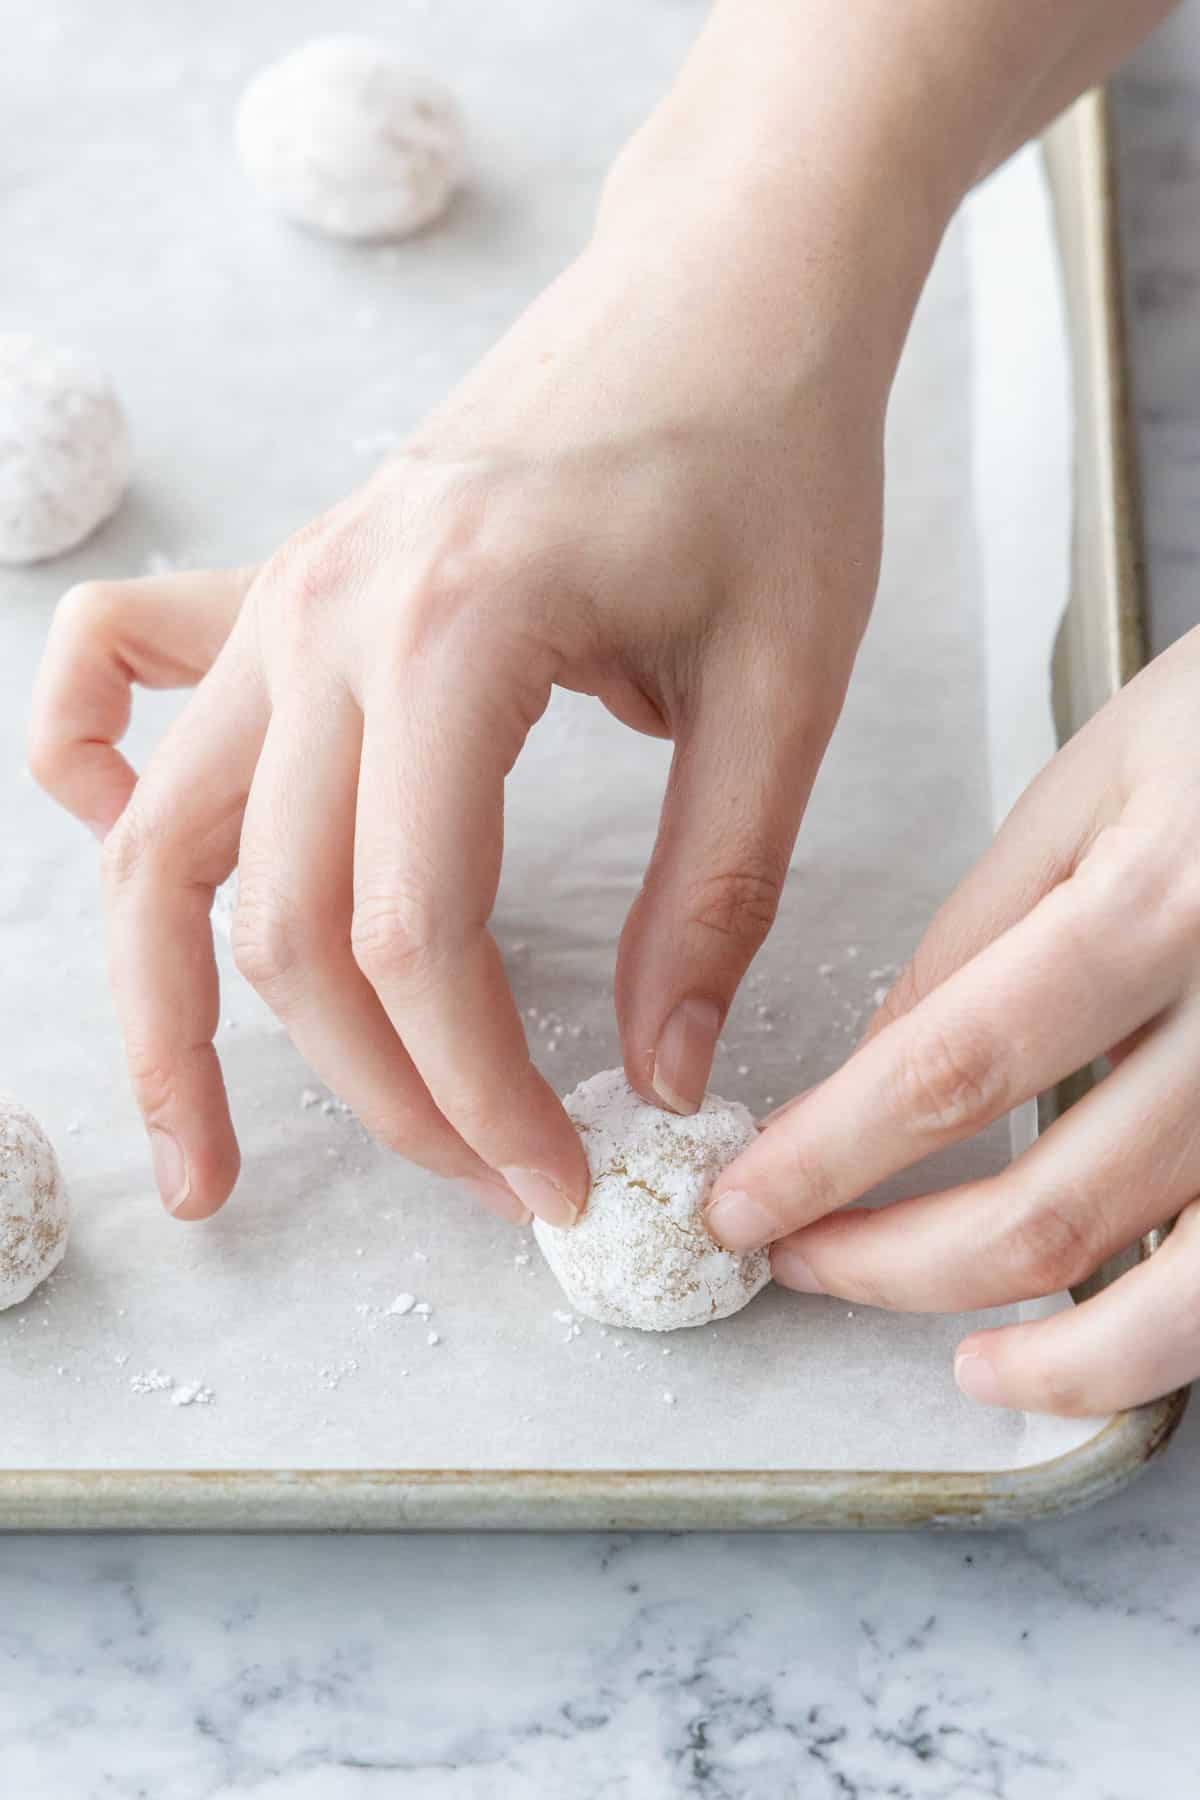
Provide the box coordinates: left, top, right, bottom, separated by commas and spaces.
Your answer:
0, 336, 130, 565
533, 1069, 770, 1332
0, 1097, 70, 1310
235, 38, 464, 241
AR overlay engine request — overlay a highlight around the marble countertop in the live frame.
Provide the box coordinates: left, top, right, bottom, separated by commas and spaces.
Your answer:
6, 9, 1200, 1797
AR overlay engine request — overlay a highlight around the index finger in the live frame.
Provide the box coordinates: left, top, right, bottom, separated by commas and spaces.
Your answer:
706, 830, 1185, 1251
28, 568, 254, 837
350, 626, 589, 1230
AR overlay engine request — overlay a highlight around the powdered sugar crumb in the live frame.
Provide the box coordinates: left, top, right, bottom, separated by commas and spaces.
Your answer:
171, 1381, 214, 1407
129, 1368, 173, 1395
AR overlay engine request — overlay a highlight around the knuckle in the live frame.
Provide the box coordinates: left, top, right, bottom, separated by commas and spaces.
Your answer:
360, 1106, 425, 1158
26, 721, 63, 792
1076, 820, 1200, 960
686, 859, 785, 952
1024, 1351, 1091, 1418
1002, 1188, 1098, 1295
123, 1045, 176, 1120
230, 885, 311, 994
56, 578, 120, 637
873, 965, 920, 1031
897, 1021, 1004, 1137
839, 1268, 895, 1314
402, 530, 523, 654
350, 888, 442, 984
101, 806, 155, 891
258, 511, 367, 624
1077, 824, 1169, 924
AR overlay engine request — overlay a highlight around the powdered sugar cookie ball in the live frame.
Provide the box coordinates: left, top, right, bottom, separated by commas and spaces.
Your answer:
0, 1097, 69, 1311
0, 336, 130, 564
533, 1069, 769, 1332
235, 38, 463, 241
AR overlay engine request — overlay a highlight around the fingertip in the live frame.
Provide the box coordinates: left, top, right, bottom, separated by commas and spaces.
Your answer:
649, 995, 722, 1116
157, 1127, 241, 1222
953, 1345, 1009, 1408
703, 1188, 781, 1253
500, 1166, 582, 1231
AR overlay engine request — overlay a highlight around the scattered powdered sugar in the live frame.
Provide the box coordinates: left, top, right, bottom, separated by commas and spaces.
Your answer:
532, 1069, 770, 1333
319, 1357, 359, 1390
171, 1381, 214, 1407
128, 1367, 215, 1405
128, 1368, 173, 1395
387, 1293, 416, 1316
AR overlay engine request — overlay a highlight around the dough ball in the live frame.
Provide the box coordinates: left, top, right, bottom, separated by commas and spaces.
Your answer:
0, 1097, 69, 1311
235, 37, 463, 241
0, 335, 130, 565
533, 1069, 770, 1332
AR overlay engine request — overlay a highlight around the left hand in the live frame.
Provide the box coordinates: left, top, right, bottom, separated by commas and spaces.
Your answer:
707, 625, 1200, 1418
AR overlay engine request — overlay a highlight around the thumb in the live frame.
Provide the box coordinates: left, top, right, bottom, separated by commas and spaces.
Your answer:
615, 662, 825, 1115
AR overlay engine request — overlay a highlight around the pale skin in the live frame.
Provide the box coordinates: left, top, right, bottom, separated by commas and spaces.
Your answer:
28, 0, 1188, 1415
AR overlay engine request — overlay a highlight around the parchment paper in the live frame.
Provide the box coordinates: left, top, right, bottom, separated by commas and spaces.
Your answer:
0, 0, 1104, 1472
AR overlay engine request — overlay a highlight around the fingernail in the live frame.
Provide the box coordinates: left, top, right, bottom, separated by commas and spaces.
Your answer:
459, 1178, 532, 1226
705, 1188, 779, 1252
771, 1244, 826, 1294
955, 1351, 1006, 1407
150, 1129, 190, 1214
500, 1167, 579, 1230
652, 997, 722, 1115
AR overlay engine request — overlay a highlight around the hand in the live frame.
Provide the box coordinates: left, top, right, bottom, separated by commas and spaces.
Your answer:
708, 628, 1200, 1417
30, 205, 892, 1232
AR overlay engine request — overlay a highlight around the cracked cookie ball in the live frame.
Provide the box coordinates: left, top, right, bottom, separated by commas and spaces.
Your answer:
0, 1096, 69, 1311
533, 1068, 770, 1332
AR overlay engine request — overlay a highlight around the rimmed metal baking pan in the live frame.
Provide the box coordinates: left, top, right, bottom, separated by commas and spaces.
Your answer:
1, 91, 1185, 1532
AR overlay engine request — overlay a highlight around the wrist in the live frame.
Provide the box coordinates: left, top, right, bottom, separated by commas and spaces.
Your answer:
596, 119, 940, 406
596, 11, 959, 395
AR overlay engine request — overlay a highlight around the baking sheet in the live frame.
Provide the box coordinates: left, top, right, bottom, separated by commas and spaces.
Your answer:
0, 0, 1103, 1473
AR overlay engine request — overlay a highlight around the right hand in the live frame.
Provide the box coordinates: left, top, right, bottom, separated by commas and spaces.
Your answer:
29, 15, 936, 1234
